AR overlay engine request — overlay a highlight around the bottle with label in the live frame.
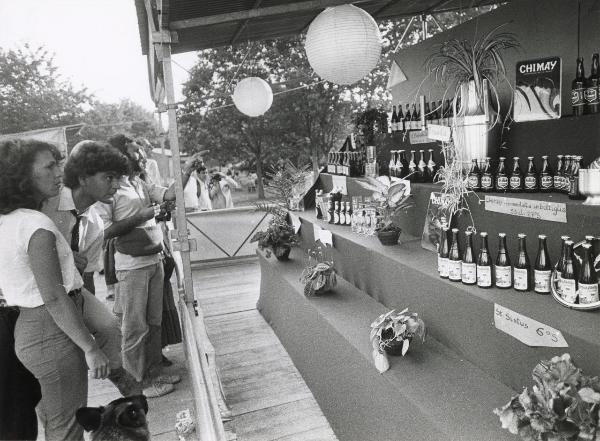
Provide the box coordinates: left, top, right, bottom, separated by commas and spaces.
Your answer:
414, 103, 421, 130
427, 149, 437, 180
556, 235, 571, 297
562, 155, 573, 194
327, 200, 334, 224
513, 233, 531, 292
509, 156, 523, 192
439, 225, 450, 279
585, 54, 599, 114
477, 232, 493, 288
578, 243, 599, 304
568, 156, 584, 200
333, 201, 340, 225
388, 150, 397, 178
534, 235, 552, 294
345, 202, 352, 226
467, 159, 481, 191
495, 233, 512, 288
539, 155, 554, 192
585, 235, 597, 263
424, 101, 431, 127
418, 150, 428, 182
448, 228, 462, 282
481, 158, 494, 192
339, 202, 346, 225
397, 104, 405, 132
572, 57, 586, 116
408, 150, 418, 182
396, 150, 406, 178
461, 231, 477, 285
560, 240, 578, 303
553, 155, 564, 193
524, 156, 539, 193
495, 157, 509, 192
404, 104, 411, 131
391, 105, 398, 132
315, 190, 323, 219
411, 103, 419, 130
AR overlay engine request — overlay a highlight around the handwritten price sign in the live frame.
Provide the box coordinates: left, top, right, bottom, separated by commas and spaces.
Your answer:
494, 304, 568, 347
485, 196, 567, 223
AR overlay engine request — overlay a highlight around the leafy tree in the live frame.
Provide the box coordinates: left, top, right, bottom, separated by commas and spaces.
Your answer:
0, 45, 92, 134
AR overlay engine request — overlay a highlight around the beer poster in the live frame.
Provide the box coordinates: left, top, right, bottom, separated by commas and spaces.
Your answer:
514, 56, 562, 122
421, 192, 455, 253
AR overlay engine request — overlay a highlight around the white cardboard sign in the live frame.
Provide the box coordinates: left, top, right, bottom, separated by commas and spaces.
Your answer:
318, 228, 333, 246
494, 303, 568, 347
485, 196, 567, 223
427, 124, 452, 142
331, 175, 348, 195
289, 213, 301, 234
409, 130, 432, 145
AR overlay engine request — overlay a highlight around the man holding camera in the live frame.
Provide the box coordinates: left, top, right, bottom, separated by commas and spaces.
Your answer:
97, 134, 203, 398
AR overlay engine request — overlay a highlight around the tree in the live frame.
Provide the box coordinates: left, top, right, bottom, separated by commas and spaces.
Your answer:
0, 45, 91, 134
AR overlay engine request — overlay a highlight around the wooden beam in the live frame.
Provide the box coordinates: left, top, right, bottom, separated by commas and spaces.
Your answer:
230, 0, 264, 46
170, 0, 373, 30
371, 0, 402, 18
158, 0, 169, 29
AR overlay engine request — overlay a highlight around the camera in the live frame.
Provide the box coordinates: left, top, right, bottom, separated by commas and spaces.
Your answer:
211, 173, 222, 182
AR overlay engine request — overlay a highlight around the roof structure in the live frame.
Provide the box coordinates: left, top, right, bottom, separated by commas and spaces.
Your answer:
134, 0, 506, 56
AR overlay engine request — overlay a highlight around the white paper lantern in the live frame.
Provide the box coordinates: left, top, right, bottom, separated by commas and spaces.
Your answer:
305, 4, 382, 85
232, 77, 273, 117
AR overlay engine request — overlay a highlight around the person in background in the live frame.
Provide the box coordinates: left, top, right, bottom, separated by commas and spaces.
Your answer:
41, 140, 141, 398
197, 166, 212, 211
183, 169, 200, 212
136, 138, 162, 186
0, 139, 110, 441
209, 172, 227, 209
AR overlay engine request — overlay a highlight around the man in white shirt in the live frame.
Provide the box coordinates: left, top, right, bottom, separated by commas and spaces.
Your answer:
136, 138, 162, 186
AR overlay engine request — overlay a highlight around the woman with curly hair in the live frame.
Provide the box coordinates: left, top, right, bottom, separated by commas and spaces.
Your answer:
0, 139, 110, 441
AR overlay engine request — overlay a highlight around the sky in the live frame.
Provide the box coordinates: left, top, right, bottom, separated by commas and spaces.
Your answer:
0, 0, 197, 111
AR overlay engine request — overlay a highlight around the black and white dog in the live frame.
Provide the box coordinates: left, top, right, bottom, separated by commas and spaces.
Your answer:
76, 395, 150, 441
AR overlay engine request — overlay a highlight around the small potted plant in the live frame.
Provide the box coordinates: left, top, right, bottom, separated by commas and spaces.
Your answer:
251, 210, 300, 261
300, 245, 337, 297
357, 176, 414, 246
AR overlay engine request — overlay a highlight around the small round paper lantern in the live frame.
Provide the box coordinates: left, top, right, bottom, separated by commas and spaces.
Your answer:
232, 77, 273, 117
305, 4, 382, 85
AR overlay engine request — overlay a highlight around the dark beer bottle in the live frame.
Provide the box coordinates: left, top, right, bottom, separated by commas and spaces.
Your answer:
467, 159, 481, 191
400, 150, 410, 179
534, 235, 552, 294
391, 105, 398, 132
477, 232, 493, 288
397, 104, 405, 132
333, 201, 340, 225
539, 155, 554, 192
481, 158, 494, 192
439, 225, 450, 279
568, 156, 584, 200
553, 155, 564, 193
572, 57, 586, 116
509, 156, 523, 192
560, 240, 578, 303
315, 190, 323, 220
556, 235, 570, 297
427, 149, 437, 181
495, 157, 509, 192
461, 230, 477, 285
513, 233, 531, 292
411, 104, 419, 130
408, 150, 418, 181
562, 155, 573, 194
397, 150, 406, 178
524, 156, 539, 193
424, 101, 431, 126
404, 104, 411, 131
418, 149, 428, 182
437, 100, 443, 125
495, 233, 512, 289
578, 243, 599, 304
327, 200, 334, 224
585, 235, 597, 263
345, 202, 352, 226
585, 54, 600, 114
448, 228, 462, 282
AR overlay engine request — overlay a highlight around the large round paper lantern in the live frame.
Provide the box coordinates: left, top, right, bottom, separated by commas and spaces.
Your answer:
305, 4, 382, 85
232, 77, 273, 117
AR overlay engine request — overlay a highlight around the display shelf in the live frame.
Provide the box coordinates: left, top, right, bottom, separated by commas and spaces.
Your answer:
293, 210, 600, 393
257, 248, 514, 441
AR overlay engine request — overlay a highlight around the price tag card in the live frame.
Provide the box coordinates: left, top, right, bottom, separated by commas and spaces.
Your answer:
427, 124, 452, 142
409, 130, 432, 145
494, 303, 568, 347
485, 196, 567, 223
289, 212, 301, 234
318, 228, 333, 246
313, 224, 321, 242
331, 175, 348, 195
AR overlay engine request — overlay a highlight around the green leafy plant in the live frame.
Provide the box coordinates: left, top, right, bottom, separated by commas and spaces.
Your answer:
300, 247, 337, 297
370, 308, 426, 356
250, 210, 300, 258
494, 353, 600, 441
264, 160, 311, 210
356, 176, 414, 233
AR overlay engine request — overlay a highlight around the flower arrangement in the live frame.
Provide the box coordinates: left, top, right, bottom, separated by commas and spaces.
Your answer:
250, 209, 300, 260
370, 308, 426, 373
300, 245, 337, 297
494, 353, 600, 441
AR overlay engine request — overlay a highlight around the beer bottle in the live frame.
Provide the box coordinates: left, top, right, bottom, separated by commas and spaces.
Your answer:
495, 233, 512, 289
400, 150, 410, 178
404, 104, 411, 131
408, 150, 418, 181
556, 235, 571, 297
539, 155, 554, 192
339, 201, 346, 225
585, 54, 599, 114
524, 156, 539, 193
461, 230, 477, 285
562, 155, 573, 194
585, 235, 597, 263
333, 201, 340, 225
448, 228, 462, 282
439, 225, 450, 279
437, 100, 444, 125
553, 155, 564, 193
391, 105, 398, 132
345, 202, 352, 226
572, 57, 586, 116
327, 200, 334, 224
513, 233, 531, 292
560, 240, 577, 303
397, 104, 405, 132
418, 149, 428, 182
467, 159, 481, 191
424, 101, 431, 127
509, 156, 523, 192
427, 149, 437, 181
388, 150, 396, 178
315, 190, 323, 220
578, 243, 599, 304
397, 150, 406, 178
568, 156, 584, 200
477, 232, 493, 288
495, 157, 509, 192
481, 158, 494, 192
411, 103, 419, 130
344, 152, 351, 177
534, 235, 552, 294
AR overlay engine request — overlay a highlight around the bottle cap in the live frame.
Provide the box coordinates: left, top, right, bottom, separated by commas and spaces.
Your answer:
582, 243, 592, 249
565, 240, 574, 245
518, 233, 527, 238
452, 228, 459, 233
560, 235, 570, 240
538, 234, 547, 239
513, 156, 520, 160
528, 156, 534, 160
480, 232, 488, 237
585, 235, 595, 240
499, 233, 506, 237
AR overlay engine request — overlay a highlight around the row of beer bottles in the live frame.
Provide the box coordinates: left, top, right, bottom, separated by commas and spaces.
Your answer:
572, 53, 599, 116
438, 229, 598, 303
388, 149, 438, 183
467, 155, 585, 199
390, 98, 457, 132
326, 151, 365, 177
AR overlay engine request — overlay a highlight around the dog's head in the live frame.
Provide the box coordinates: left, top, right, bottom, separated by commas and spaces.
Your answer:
76, 395, 150, 441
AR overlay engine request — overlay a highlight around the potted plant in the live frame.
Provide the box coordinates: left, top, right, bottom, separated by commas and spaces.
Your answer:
494, 353, 600, 441
250, 209, 300, 260
370, 308, 426, 373
357, 176, 414, 245
300, 246, 337, 297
